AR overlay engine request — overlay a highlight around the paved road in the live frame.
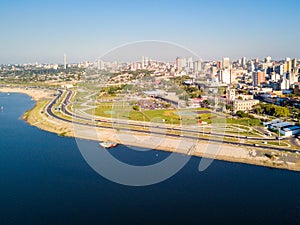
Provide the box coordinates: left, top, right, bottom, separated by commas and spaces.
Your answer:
61, 91, 276, 141
45, 90, 296, 153
290, 137, 300, 148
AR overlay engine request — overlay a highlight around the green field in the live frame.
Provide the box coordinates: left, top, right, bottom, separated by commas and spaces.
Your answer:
85, 103, 220, 125
81, 100, 263, 128
86, 102, 148, 121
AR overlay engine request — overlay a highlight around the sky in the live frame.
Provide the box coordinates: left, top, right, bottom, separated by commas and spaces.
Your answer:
0, 0, 300, 64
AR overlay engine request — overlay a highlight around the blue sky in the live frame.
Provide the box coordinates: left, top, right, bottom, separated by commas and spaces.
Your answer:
0, 0, 299, 63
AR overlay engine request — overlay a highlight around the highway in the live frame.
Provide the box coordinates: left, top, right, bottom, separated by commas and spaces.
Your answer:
60, 91, 275, 141
45, 90, 296, 153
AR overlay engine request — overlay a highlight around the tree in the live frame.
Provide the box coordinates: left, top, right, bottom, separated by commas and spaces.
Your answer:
203, 100, 209, 105
236, 110, 249, 118
226, 104, 233, 111
132, 105, 140, 111
264, 104, 274, 115
273, 106, 290, 117
253, 104, 264, 114
218, 102, 225, 108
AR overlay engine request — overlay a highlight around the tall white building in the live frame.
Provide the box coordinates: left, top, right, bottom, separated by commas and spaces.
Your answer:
187, 57, 193, 70
193, 60, 202, 72
271, 73, 281, 82
278, 64, 285, 75
265, 56, 272, 63
64, 54, 67, 70
241, 57, 247, 68
281, 77, 290, 90
218, 69, 231, 84
142, 56, 149, 69
176, 57, 187, 72
285, 57, 292, 73
97, 60, 104, 70
248, 61, 255, 72
222, 57, 230, 70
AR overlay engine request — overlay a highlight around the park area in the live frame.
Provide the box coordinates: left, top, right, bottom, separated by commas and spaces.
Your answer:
82, 101, 262, 127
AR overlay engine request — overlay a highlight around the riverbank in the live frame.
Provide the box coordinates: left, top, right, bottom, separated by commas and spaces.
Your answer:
3, 87, 300, 172
0, 86, 54, 101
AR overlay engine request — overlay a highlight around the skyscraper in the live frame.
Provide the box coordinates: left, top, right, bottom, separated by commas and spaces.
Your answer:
175, 57, 187, 72
285, 57, 292, 73
253, 71, 266, 87
64, 54, 67, 70
265, 56, 271, 63
142, 56, 149, 69
218, 69, 231, 84
187, 57, 193, 70
222, 57, 230, 70
292, 58, 297, 70
176, 57, 182, 72
241, 57, 247, 68
193, 60, 202, 72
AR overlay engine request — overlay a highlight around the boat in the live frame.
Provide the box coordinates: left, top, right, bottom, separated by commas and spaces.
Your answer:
99, 142, 118, 149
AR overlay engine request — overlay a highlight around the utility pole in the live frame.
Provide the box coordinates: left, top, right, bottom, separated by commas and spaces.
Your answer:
278, 128, 281, 146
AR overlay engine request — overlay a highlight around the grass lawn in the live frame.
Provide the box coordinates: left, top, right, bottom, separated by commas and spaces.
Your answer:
84, 102, 263, 128
86, 102, 148, 121
87, 104, 214, 125
225, 118, 262, 126
264, 141, 290, 147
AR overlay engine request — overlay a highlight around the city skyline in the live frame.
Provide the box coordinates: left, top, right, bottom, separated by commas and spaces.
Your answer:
1, 0, 300, 63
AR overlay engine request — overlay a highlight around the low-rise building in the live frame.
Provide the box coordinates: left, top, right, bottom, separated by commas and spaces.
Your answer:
264, 120, 300, 137
233, 99, 259, 113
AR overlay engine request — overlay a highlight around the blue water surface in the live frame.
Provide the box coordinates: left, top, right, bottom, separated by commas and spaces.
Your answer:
0, 93, 300, 225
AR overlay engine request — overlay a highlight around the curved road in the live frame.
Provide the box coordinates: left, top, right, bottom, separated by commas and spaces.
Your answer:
61, 91, 275, 141
46, 90, 295, 153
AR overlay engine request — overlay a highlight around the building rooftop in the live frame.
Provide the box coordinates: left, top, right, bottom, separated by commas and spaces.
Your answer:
272, 122, 292, 128
283, 125, 300, 131
263, 119, 281, 126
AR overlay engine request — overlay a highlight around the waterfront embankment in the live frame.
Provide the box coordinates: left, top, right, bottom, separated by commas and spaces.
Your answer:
2, 86, 300, 172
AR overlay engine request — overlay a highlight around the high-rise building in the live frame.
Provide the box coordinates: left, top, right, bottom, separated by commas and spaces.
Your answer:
271, 73, 281, 82
142, 56, 149, 69
175, 57, 187, 72
265, 56, 272, 63
275, 64, 285, 75
292, 58, 297, 70
176, 57, 182, 72
285, 57, 292, 73
281, 76, 290, 90
241, 57, 247, 68
142, 56, 145, 69
64, 54, 67, 70
222, 57, 230, 69
187, 57, 193, 70
97, 60, 104, 70
218, 69, 231, 84
247, 61, 255, 72
193, 60, 202, 72
253, 70, 266, 87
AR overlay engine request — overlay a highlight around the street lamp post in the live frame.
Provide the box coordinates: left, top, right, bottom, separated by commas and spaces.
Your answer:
278, 128, 281, 146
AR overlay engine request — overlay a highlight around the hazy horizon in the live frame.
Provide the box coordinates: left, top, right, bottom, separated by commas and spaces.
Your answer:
1, 0, 300, 64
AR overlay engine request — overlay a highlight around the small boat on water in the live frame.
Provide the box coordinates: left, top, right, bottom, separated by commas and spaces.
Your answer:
99, 142, 118, 149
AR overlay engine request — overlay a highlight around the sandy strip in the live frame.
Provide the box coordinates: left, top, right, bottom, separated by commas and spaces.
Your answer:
0, 87, 53, 101
10, 87, 300, 172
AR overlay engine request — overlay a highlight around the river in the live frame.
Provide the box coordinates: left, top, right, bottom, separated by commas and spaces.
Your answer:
0, 92, 300, 224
